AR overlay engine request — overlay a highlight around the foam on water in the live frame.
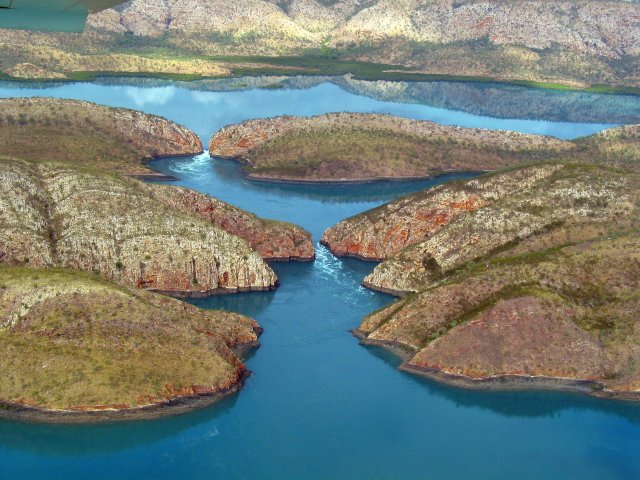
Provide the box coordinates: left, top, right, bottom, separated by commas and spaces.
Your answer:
168, 150, 213, 176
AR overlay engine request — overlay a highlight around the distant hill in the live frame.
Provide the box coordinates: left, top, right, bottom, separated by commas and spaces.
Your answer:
0, 0, 639, 88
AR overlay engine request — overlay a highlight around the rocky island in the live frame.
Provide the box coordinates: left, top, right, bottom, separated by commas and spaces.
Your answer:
325, 163, 640, 399
0, 267, 262, 421
209, 113, 574, 183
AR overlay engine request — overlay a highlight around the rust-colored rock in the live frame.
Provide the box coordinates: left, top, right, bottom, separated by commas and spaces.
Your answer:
145, 183, 315, 262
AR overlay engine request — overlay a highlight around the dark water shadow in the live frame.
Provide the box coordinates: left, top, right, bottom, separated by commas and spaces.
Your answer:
189, 289, 277, 319
0, 393, 241, 457
207, 157, 478, 204
363, 344, 640, 426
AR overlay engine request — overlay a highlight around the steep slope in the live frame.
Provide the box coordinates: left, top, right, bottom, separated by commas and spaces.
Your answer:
322, 164, 560, 260
0, 267, 261, 419
0, 97, 315, 262
341, 162, 640, 398
356, 235, 640, 400
146, 184, 315, 261
209, 113, 574, 183
361, 164, 638, 294
0, 157, 278, 296
0, 97, 203, 179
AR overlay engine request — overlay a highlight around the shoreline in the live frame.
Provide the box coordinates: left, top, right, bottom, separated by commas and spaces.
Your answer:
264, 254, 316, 263
245, 172, 471, 186
219, 155, 485, 186
150, 282, 278, 299
361, 279, 409, 297
2, 68, 639, 97
0, 343, 260, 424
318, 241, 385, 263
133, 150, 204, 182
145, 157, 316, 265
354, 330, 640, 402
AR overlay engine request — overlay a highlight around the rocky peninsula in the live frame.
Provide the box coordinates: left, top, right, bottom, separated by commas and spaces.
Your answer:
0, 157, 278, 296
209, 113, 574, 183
326, 163, 640, 399
356, 234, 640, 400
0, 97, 203, 180
149, 184, 315, 262
0, 267, 262, 421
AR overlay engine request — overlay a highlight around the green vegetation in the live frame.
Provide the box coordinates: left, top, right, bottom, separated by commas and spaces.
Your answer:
342, 161, 640, 396
0, 97, 201, 176
248, 125, 564, 180
0, 266, 258, 411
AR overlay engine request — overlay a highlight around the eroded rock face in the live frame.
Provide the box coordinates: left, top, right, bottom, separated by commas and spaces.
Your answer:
209, 113, 573, 182
321, 163, 638, 294
0, 268, 262, 415
0, 158, 277, 296
356, 235, 640, 399
86, 0, 640, 60
145, 184, 315, 261
0, 97, 203, 178
2, 1, 639, 86
322, 165, 562, 260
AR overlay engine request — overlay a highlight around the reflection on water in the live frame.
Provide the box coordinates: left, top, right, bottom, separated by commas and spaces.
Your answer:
0, 78, 624, 141
365, 345, 640, 424
3, 75, 639, 125
0, 395, 241, 457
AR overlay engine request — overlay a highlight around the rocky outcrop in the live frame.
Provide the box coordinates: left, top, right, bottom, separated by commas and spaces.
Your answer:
0, 97, 203, 178
355, 234, 640, 400
209, 113, 574, 182
360, 164, 637, 294
322, 165, 563, 260
0, 97, 315, 263
0, 157, 277, 296
84, 0, 640, 60
145, 184, 315, 261
0, 267, 262, 418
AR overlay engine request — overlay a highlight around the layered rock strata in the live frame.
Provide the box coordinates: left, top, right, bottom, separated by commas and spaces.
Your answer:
0, 157, 278, 296
325, 161, 640, 398
146, 184, 315, 261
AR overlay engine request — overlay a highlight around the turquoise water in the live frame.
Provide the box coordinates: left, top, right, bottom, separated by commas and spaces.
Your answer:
0, 80, 639, 479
